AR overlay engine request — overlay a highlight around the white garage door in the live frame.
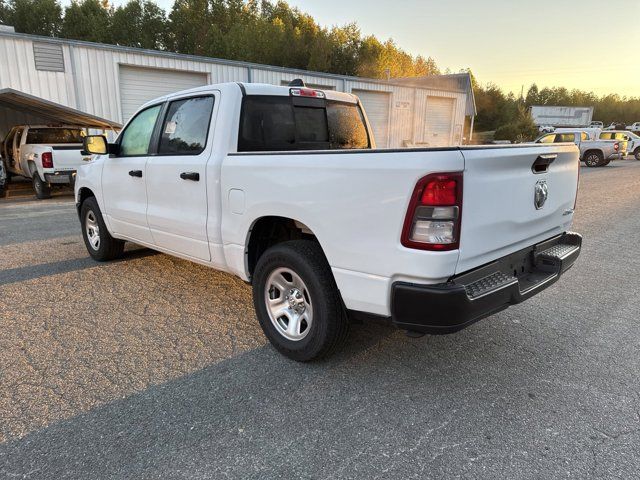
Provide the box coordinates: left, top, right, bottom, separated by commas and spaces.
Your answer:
423, 97, 455, 147
352, 90, 390, 148
119, 66, 209, 122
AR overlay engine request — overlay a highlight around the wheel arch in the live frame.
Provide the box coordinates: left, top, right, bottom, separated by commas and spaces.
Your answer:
76, 187, 96, 218
245, 215, 328, 281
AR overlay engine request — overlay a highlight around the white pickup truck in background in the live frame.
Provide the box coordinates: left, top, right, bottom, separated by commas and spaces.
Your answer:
535, 130, 622, 167
1, 125, 90, 198
76, 81, 582, 361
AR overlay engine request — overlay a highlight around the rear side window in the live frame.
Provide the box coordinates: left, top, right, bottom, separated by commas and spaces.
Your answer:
26, 128, 84, 144
327, 102, 369, 149
600, 132, 613, 140
238, 96, 369, 152
581, 132, 589, 141
555, 133, 576, 143
159, 96, 214, 155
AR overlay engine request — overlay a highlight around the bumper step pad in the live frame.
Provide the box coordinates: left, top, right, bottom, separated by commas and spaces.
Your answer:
464, 271, 516, 299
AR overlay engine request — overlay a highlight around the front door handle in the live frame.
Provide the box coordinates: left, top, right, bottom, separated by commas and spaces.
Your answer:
180, 172, 200, 181
128, 170, 143, 177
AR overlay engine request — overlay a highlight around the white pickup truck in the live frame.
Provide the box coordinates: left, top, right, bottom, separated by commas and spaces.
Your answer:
76, 82, 582, 361
1, 125, 89, 198
535, 130, 622, 167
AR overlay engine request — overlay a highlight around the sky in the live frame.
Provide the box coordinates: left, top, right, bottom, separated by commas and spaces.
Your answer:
98, 0, 640, 97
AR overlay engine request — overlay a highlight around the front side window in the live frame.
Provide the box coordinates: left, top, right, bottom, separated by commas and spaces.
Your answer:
159, 96, 214, 155
581, 132, 589, 141
238, 95, 370, 152
26, 128, 84, 144
119, 104, 162, 156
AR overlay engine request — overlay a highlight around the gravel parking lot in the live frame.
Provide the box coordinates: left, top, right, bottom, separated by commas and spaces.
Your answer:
1, 160, 640, 479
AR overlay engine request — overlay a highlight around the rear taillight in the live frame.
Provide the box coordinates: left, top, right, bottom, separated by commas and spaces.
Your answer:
401, 172, 463, 251
41, 152, 54, 169
614, 142, 619, 151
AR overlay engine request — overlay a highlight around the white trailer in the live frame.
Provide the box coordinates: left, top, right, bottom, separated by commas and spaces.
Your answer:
530, 106, 594, 128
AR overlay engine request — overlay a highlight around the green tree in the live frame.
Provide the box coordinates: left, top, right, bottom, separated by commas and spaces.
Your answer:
1, 0, 62, 36
61, 0, 111, 43
111, 0, 166, 49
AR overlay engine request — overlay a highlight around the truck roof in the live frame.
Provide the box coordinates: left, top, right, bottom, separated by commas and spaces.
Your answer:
139, 82, 359, 111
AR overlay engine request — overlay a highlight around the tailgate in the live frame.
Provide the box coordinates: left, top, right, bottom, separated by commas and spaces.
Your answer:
50, 145, 85, 171
456, 144, 579, 274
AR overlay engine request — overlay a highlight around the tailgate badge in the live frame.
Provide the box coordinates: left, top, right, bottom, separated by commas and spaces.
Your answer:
534, 180, 548, 210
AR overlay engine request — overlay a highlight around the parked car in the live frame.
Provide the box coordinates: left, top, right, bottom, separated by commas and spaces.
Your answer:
599, 131, 640, 160
627, 122, 640, 132
605, 122, 626, 131
1, 125, 90, 199
0, 156, 6, 198
589, 121, 604, 129
76, 82, 582, 361
538, 125, 555, 134
535, 131, 621, 167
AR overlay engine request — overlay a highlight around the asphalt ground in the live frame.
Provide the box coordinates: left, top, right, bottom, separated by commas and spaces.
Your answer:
1, 160, 639, 479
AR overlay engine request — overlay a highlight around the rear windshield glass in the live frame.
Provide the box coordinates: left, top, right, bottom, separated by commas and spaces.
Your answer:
26, 128, 84, 144
238, 96, 369, 152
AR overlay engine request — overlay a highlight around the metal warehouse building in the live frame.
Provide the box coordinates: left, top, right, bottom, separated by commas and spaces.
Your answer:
0, 29, 476, 147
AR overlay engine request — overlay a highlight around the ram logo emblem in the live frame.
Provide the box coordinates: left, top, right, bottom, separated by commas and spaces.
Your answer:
534, 180, 548, 210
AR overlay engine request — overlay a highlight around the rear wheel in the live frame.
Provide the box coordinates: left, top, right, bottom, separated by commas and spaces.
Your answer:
252, 240, 349, 361
32, 173, 51, 199
80, 196, 125, 261
634, 148, 640, 161
584, 151, 604, 167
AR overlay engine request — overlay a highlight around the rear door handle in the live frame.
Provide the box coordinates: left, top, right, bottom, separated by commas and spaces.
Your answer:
180, 172, 200, 181
128, 170, 143, 177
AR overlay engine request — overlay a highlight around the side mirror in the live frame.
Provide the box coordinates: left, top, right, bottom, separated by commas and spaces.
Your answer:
82, 135, 108, 155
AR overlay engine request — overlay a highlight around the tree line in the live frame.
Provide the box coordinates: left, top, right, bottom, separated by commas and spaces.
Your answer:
0, 0, 440, 78
1, 0, 639, 140
475, 81, 640, 139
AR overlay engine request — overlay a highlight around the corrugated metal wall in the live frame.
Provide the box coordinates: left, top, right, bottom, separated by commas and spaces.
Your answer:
0, 33, 469, 147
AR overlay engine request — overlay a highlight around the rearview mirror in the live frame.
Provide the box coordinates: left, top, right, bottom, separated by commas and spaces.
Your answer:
83, 135, 108, 155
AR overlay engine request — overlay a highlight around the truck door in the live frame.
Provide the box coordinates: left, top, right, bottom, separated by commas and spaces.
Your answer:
145, 94, 216, 261
101, 104, 163, 245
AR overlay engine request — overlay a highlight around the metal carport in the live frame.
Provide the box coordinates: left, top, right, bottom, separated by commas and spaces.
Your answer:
0, 88, 121, 138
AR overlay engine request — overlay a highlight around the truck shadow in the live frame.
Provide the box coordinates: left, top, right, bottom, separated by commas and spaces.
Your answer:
0, 247, 158, 285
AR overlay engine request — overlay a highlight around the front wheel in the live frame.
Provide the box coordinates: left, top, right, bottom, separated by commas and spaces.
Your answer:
80, 196, 125, 261
634, 149, 640, 161
584, 152, 604, 167
32, 173, 51, 199
252, 240, 349, 362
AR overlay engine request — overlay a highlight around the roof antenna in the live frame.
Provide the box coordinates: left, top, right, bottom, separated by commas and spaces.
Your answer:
288, 79, 306, 87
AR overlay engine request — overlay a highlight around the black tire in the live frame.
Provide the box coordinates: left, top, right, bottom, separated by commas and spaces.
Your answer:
80, 196, 125, 261
584, 151, 604, 168
634, 148, 640, 161
252, 240, 349, 362
0, 185, 6, 198
32, 172, 51, 199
